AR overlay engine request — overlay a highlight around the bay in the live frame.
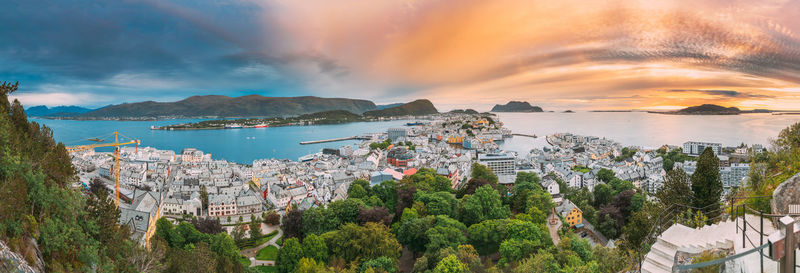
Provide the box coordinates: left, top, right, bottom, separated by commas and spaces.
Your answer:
497, 112, 800, 155
32, 118, 411, 164
33, 112, 800, 164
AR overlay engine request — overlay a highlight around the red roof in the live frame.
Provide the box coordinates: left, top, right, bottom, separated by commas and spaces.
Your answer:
403, 168, 418, 176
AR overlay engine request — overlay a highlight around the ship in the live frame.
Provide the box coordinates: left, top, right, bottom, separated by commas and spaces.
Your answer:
406, 122, 425, 126
254, 123, 269, 128
225, 123, 243, 129
298, 154, 315, 162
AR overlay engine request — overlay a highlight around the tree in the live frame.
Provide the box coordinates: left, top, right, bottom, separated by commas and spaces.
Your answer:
302, 234, 329, 264
656, 169, 693, 208
282, 209, 304, 239
514, 250, 560, 273
596, 169, 615, 183
663, 158, 675, 171
470, 163, 498, 184
348, 183, 368, 199
322, 222, 401, 263
691, 148, 723, 219
232, 224, 247, 243
200, 185, 209, 211
774, 122, 800, 152
433, 254, 468, 273
303, 206, 341, 235
249, 216, 262, 240
360, 256, 397, 273
328, 198, 365, 224
395, 182, 417, 216
593, 183, 613, 207
192, 218, 223, 234
209, 233, 239, 260
466, 219, 507, 256
295, 258, 332, 273
276, 238, 304, 273
358, 206, 392, 226
415, 191, 458, 218
458, 185, 510, 226
264, 211, 281, 226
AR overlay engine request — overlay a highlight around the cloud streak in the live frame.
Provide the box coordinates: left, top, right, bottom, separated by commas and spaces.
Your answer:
2, 0, 800, 110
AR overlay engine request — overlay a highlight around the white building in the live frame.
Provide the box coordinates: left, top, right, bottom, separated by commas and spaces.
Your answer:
682, 141, 721, 156
477, 153, 516, 184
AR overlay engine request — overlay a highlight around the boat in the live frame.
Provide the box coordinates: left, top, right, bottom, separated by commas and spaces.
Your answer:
254, 123, 269, 128
298, 154, 314, 162
406, 122, 425, 126
225, 123, 243, 129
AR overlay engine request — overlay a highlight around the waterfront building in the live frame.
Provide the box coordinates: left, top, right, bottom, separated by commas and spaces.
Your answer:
682, 141, 721, 156
477, 153, 516, 184
387, 128, 407, 141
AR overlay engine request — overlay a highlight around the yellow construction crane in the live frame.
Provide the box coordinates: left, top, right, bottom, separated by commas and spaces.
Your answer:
67, 132, 140, 207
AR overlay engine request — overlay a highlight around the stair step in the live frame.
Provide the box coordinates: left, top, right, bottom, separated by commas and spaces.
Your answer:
642, 260, 669, 273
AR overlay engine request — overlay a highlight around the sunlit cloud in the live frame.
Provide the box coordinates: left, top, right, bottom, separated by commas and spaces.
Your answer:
1, 0, 800, 110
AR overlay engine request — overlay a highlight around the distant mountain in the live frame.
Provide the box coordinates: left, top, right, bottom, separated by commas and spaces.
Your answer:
77, 95, 378, 118
363, 99, 438, 117
376, 103, 403, 110
297, 110, 362, 120
491, 101, 543, 112
448, 109, 479, 114
666, 104, 741, 115
26, 105, 93, 117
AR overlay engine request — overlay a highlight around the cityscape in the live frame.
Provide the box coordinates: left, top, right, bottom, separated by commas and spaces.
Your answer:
2, 1, 800, 273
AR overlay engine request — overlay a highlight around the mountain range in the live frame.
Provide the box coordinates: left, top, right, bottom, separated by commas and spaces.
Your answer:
25, 105, 94, 117
74, 95, 378, 118
363, 99, 438, 117
491, 101, 544, 112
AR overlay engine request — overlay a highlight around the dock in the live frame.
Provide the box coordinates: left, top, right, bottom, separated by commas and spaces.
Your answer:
512, 133, 537, 138
300, 136, 356, 145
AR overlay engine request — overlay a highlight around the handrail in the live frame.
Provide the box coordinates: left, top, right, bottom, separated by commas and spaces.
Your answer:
673, 243, 770, 271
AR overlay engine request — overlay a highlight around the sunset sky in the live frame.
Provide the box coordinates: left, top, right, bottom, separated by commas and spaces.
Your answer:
3, 0, 800, 111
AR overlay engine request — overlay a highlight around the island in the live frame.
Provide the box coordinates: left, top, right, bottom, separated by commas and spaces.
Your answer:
153, 99, 440, 130
490, 101, 544, 112
652, 104, 741, 115
58, 95, 378, 120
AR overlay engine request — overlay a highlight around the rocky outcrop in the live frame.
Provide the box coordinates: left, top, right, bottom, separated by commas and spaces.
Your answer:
0, 240, 39, 273
771, 172, 800, 217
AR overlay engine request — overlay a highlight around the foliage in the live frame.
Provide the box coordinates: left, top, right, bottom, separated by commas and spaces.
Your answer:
691, 148, 723, 220
458, 185, 510, 226
322, 222, 401, 264
302, 234, 329, 264
656, 169, 693, 208
402, 168, 452, 193
264, 211, 281, 226
691, 251, 727, 273
276, 238, 303, 273
282, 209, 304, 239
359, 256, 397, 273
433, 254, 468, 273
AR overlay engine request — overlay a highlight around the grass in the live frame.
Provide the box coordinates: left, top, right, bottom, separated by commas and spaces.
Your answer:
255, 245, 279, 261
237, 255, 251, 267
275, 236, 282, 246
571, 165, 591, 173
254, 266, 278, 273
236, 230, 279, 249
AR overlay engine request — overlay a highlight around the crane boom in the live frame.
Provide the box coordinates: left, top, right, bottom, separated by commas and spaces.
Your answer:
66, 131, 139, 208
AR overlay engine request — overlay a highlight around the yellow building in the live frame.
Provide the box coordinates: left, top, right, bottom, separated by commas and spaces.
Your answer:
447, 136, 464, 144
565, 207, 583, 227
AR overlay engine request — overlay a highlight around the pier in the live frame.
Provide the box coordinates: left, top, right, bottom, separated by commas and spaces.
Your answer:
512, 133, 537, 138
300, 136, 356, 145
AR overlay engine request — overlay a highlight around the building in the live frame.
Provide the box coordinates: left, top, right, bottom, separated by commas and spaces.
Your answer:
386, 147, 413, 167
236, 195, 263, 215
682, 161, 750, 188
181, 148, 204, 163
565, 207, 583, 227
682, 141, 721, 156
387, 128, 407, 141
119, 190, 162, 247
208, 194, 236, 217
477, 153, 516, 184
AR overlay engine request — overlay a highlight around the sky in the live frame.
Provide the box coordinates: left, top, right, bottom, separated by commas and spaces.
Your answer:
3, 0, 800, 111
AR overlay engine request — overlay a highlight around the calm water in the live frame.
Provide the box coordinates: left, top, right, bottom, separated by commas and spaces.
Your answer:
33, 112, 800, 163
32, 118, 411, 164
497, 112, 800, 155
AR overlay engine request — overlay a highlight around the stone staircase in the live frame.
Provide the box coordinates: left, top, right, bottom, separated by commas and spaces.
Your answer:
642, 220, 736, 273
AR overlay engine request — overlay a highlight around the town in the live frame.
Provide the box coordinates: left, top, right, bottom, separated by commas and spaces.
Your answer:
68, 112, 765, 256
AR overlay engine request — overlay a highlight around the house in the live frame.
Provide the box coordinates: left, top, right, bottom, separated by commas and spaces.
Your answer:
208, 194, 236, 217
119, 190, 162, 247
565, 207, 583, 227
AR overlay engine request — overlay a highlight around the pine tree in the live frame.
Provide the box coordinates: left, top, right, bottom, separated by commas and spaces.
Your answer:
691, 148, 722, 220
